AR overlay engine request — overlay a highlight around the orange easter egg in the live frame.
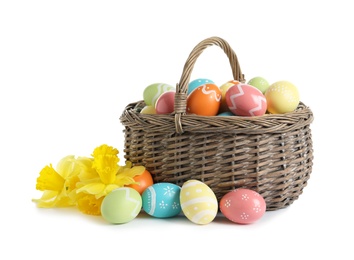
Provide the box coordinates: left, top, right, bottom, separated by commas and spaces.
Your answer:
127, 170, 154, 195
187, 83, 221, 116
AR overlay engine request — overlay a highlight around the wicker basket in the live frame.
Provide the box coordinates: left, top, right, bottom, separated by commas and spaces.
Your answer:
120, 36, 314, 211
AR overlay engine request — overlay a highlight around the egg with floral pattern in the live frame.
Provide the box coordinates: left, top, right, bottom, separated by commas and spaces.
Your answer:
142, 183, 181, 218
220, 188, 266, 224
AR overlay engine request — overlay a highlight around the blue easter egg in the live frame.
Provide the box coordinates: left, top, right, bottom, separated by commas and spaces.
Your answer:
188, 78, 214, 96
217, 111, 234, 116
142, 183, 181, 218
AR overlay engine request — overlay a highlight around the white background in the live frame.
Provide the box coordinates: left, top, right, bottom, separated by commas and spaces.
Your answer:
1, 0, 353, 259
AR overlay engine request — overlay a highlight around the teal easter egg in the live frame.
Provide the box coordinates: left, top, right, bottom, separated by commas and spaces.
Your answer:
142, 183, 181, 218
101, 187, 142, 224
188, 78, 214, 96
143, 83, 175, 106
247, 77, 270, 94
217, 111, 234, 116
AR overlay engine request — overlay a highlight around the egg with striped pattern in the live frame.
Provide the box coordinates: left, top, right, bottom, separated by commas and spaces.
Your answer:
142, 183, 181, 218
180, 180, 218, 225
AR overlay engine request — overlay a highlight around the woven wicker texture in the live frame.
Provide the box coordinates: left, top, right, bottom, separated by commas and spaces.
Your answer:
120, 36, 314, 211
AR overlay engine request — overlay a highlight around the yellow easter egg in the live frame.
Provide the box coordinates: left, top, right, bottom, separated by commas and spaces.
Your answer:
219, 80, 240, 113
140, 105, 156, 114
265, 81, 300, 114
180, 180, 218, 225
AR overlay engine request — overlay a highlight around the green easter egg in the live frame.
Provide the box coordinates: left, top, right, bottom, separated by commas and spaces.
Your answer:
247, 77, 270, 94
143, 83, 175, 106
101, 187, 142, 224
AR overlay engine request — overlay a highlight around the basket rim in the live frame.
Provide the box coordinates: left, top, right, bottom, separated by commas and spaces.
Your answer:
120, 100, 314, 135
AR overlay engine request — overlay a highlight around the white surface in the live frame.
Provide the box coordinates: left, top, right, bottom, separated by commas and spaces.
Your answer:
1, 1, 353, 259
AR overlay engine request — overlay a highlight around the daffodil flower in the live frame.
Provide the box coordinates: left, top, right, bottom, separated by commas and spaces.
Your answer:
33, 144, 146, 216
32, 155, 81, 208
76, 193, 104, 216
76, 144, 145, 199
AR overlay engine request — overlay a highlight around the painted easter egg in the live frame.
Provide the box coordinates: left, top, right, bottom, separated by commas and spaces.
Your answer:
101, 187, 142, 224
127, 169, 154, 195
187, 83, 221, 116
247, 77, 270, 94
188, 78, 214, 96
142, 183, 181, 218
155, 91, 175, 114
220, 188, 266, 224
180, 180, 218, 225
217, 111, 234, 116
143, 83, 175, 106
219, 80, 240, 113
265, 81, 300, 114
140, 105, 156, 114
225, 83, 267, 116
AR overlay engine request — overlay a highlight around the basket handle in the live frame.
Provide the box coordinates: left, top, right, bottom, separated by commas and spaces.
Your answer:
174, 36, 245, 133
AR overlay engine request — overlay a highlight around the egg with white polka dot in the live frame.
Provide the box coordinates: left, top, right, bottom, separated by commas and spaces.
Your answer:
180, 180, 218, 225
142, 183, 181, 218
247, 76, 270, 94
220, 188, 266, 224
188, 78, 214, 96
265, 81, 300, 114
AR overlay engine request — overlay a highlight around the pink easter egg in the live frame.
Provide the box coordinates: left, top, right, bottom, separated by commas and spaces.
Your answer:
225, 83, 267, 116
220, 188, 266, 224
155, 91, 175, 114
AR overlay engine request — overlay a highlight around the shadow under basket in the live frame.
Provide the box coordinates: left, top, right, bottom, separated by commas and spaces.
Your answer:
119, 36, 314, 211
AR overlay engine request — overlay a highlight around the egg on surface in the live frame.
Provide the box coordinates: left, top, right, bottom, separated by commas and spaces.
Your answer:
225, 83, 267, 116
143, 83, 175, 107
188, 78, 214, 96
220, 188, 266, 224
101, 187, 142, 224
187, 83, 221, 116
219, 80, 240, 113
180, 180, 218, 225
265, 80, 300, 114
142, 183, 181, 218
247, 76, 270, 94
127, 169, 154, 195
155, 91, 175, 114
